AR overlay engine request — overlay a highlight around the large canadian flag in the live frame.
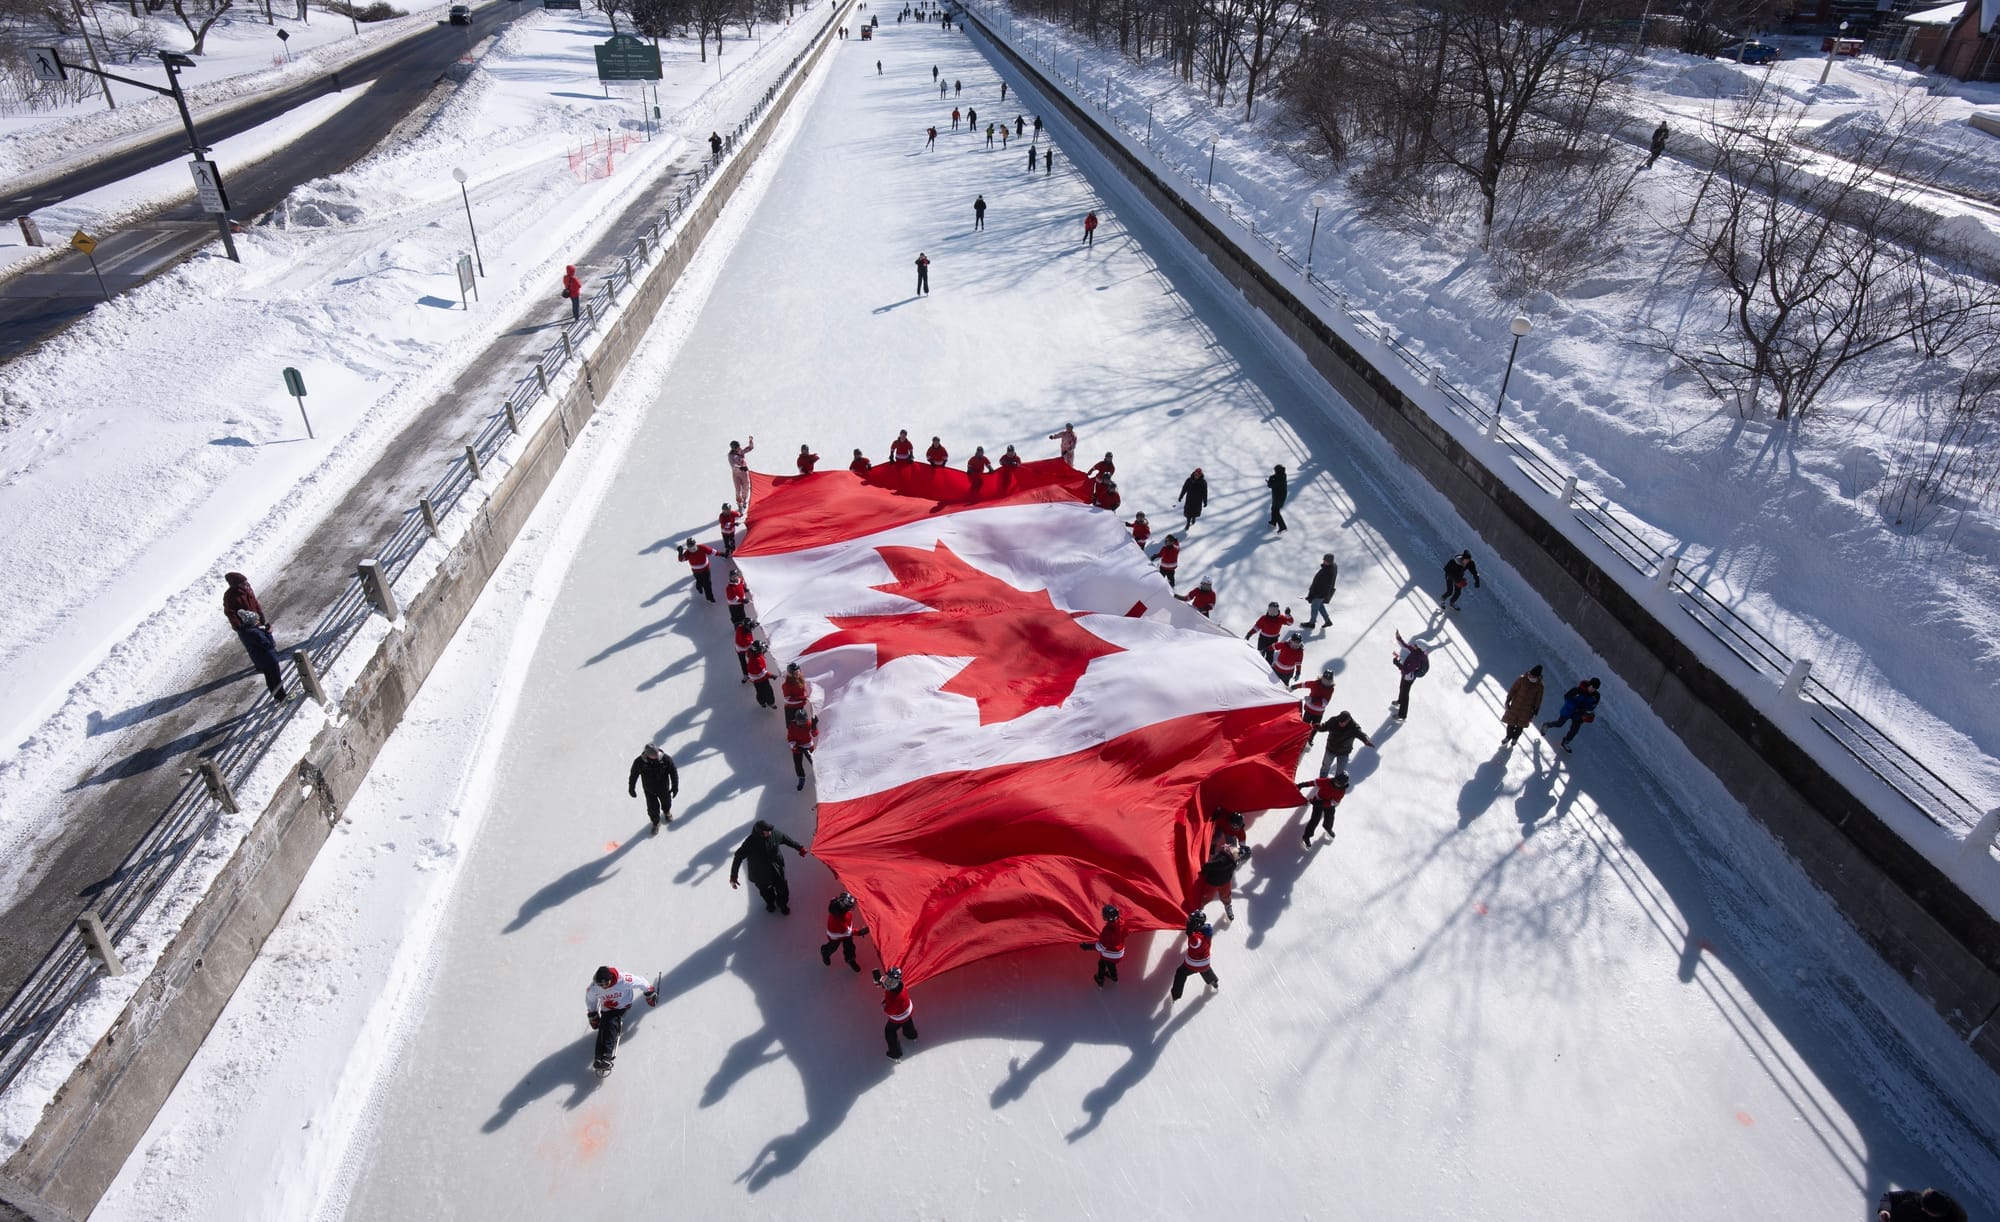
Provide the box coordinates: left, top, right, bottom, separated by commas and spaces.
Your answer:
734, 459, 1309, 987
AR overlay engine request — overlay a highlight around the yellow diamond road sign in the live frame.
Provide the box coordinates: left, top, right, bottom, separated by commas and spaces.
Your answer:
70, 230, 96, 256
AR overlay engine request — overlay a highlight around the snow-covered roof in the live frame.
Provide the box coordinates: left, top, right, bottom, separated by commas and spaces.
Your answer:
1903, 0, 1965, 23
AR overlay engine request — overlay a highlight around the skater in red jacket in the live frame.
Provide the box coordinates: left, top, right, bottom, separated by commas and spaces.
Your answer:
1078, 903, 1127, 986
890, 430, 915, 463
1179, 576, 1217, 616
998, 444, 1022, 469
1271, 628, 1306, 684
1298, 772, 1349, 845
926, 436, 949, 467
725, 570, 752, 625
785, 706, 818, 790
966, 446, 993, 479
1091, 474, 1121, 510
821, 892, 869, 971
1246, 602, 1293, 660
1168, 911, 1218, 1002
1086, 451, 1115, 480
746, 643, 776, 709
1082, 211, 1099, 246
718, 504, 741, 555
561, 264, 583, 320
874, 967, 919, 1059
781, 662, 811, 713
1126, 512, 1150, 548
733, 618, 759, 680
677, 539, 716, 602
796, 445, 820, 474
1152, 534, 1180, 588
1293, 660, 1336, 726
849, 449, 873, 475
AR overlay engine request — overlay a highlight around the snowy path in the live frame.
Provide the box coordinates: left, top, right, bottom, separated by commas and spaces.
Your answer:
114, 17, 2000, 1220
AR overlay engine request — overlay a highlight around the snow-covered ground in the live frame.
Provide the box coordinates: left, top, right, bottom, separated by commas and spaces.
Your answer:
99, 20, 2000, 1219
972, 4, 2000, 841
0, 9, 820, 901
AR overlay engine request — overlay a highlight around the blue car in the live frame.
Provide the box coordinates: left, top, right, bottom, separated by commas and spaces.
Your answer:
1720, 42, 1780, 65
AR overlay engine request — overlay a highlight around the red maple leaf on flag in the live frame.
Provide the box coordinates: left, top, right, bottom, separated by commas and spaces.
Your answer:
800, 542, 1124, 725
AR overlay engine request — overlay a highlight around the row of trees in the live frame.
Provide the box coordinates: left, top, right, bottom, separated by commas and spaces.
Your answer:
597, 0, 796, 59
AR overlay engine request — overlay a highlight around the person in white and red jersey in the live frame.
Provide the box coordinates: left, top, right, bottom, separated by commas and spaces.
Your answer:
849, 449, 872, 475
1245, 602, 1293, 661
1179, 576, 1217, 616
1086, 451, 1115, 481
1152, 533, 1180, 588
821, 892, 870, 971
1271, 628, 1306, 684
677, 538, 716, 602
1168, 911, 1219, 1002
1091, 474, 1121, 511
1293, 660, 1336, 726
733, 618, 760, 681
746, 642, 776, 709
797, 445, 820, 475
889, 429, 915, 463
873, 966, 919, 1059
926, 436, 949, 467
1298, 772, 1349, 845
786, 706, 818, 790
1078, 903, 1127, 986
781, 662, 811, 713
725, 569, 752, 626
585, 964, 657, 1075
718, 504, 741, 555
1047, 422, 1077, 466
966, 446, 993, 481
727, 437, 755, 509
1126, 511, 1150, 548
998, 444, 1022, 469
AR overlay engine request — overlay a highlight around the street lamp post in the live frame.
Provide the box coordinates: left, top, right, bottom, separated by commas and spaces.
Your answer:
1493, 315, 1533, 431
1305, 192, 1327, 275
1819, 20, 1848, 86
452, 167, 484, 277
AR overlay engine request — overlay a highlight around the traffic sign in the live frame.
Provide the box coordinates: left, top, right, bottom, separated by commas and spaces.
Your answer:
70, 230, 96, 255
30, 48, 63, 81
188, 159, 229, 213
594, 33, 662, 82
282, 367, 307, 397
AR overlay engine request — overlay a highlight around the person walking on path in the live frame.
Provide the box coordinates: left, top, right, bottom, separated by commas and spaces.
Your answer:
1267, 464, 1289, 533
986, 123, 996, 148
1044, 147, 1053, 174
1001, 125, 1009, 149
785, 706, 818, 790
822, 892, 870, 971
874, 967, 919, 1059
915, 252, 930, 295
1033, 115, 1043, 140
926, 125, 937, 149
1180, 576, 1217, 616
1083, 211, 1098, 245
1304, 553, 1337, 630
746, 642, 777, 708
677, 539, 716, 602
561, 264, 583, 321
1501, 665, 1545, 748
1542, 678, 1601, 752
1315, 709, 1374, 777
954, 78, 961, 95
1168, 910, 1219, 1002
223, 572, 289, 701
709, 131, 723, 161
973, 194, 986, 230
1000, 80, 1008, 101
718, 504, 741, 555
1026, 144, 1038, 172
628, 744, 680, 833
1080, 903, 1127, 986
1391, 630, 1429, 721
725, 568, 753, 626
939, 80, 948, 98
1645, 121, 1669, 169
1298, 772, 1349, 844
727, 436, 755, 508
730, 818, 808, 914
1294, 660, 1336, 727
1441, 550, 1481, 610
951, 107, 960, 130
1271, 628, 1307, 685
1048, 422, 1077, 466
967, 107, 976, 128
1199, 839, 1251, 922
877, 60, 882, 74
585, 966, 657, 1076
733, 618, 759, 680
1177, 467, 1208, 531
1247, 601, 1293, 660
1015, 115, 1025, 137
1127, 512, 1151, 548
933, 64, 938, 81
1152, 533, 1180, 588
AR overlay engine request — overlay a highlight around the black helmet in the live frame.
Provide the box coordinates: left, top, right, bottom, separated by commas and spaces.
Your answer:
832, 891, 857, 912
754, 819, 773, 834
1186, 910, 1206, 932
1100, 903, 1119, 921
593, 965, 618, 987
882, 967, 904, 991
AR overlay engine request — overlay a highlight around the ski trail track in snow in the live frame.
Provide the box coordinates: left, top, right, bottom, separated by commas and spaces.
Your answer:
107, 14, 2000, 1221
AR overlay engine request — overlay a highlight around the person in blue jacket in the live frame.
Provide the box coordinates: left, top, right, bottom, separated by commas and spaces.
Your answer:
1543, 678, 1601, 752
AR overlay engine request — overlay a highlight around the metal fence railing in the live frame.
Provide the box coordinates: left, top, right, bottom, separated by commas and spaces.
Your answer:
966, 3, 1996, 843
0, 5, 846, 1103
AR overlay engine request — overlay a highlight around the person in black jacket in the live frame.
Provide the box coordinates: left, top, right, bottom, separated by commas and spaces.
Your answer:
1877, 1188, 1968, 1222
1304, 552, 1337, 630
1315, 709, 1375, 777
1442, 550, 1482, 609
627, 744, 680, 834
1266, 464, 1289, 532
1199, 840, 1251, 922
730, 819, 808, 914
1177, 467, 1208, 532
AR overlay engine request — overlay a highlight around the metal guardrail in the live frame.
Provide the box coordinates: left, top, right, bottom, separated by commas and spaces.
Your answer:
0, 8, 844, 1102
972, 4, 1994, 841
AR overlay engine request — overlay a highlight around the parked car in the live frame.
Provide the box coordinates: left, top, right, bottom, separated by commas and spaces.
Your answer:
449, 4, 471, 23
1820, 35, 1864, 55
1718, 41, 1779, 64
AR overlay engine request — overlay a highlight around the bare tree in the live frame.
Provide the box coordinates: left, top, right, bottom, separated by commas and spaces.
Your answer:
170, 0, 231, 53
594, 0, 626, 32
1233, 0, 1300, 120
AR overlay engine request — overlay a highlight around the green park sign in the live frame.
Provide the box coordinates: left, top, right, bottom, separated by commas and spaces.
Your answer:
594, 34, 662, 82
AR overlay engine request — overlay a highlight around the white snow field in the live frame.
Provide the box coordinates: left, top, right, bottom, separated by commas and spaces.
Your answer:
105, 16, 2000, 1222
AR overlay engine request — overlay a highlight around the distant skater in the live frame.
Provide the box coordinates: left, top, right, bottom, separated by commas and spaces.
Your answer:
916, 252, 930, 295
1082, 211, 1097, 245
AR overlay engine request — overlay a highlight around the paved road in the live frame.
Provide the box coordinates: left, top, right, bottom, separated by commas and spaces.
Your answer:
0, 1, 521, 364
0, 27, 818, 1018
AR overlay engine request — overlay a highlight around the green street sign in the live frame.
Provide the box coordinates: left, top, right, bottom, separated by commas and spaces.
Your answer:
594, 34, 661, 82
282, 366, 306, 397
